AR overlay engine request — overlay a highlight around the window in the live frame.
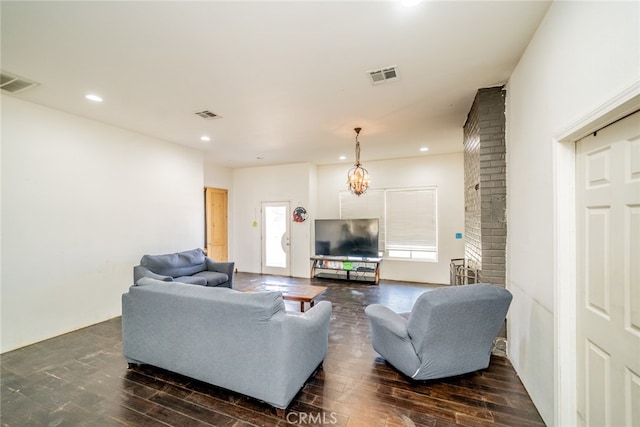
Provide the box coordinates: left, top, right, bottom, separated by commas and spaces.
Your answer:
339, 187, 438, 261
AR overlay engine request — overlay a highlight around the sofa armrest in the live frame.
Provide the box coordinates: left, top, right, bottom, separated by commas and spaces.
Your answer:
365, 304, 410, 339
275, 301, 332, 396
287, 300, 332, 329
282, 301, 332, 356
133, 265, 173, 284
205, 258, 235, 287
365, 303, 421, 377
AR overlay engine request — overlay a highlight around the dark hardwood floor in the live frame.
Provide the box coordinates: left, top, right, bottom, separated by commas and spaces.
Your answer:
1, 273, 545, 426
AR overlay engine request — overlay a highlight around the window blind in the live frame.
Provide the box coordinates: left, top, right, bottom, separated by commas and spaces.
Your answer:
385, 188, 437, 251
339, 187, 438, 259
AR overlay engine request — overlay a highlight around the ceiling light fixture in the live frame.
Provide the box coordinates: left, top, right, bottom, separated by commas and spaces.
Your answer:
420, 147, 429, 152
85, 93, 103, 102
347, 127, 370, 196
401, 0, 423, 7
200, 135, 211, 142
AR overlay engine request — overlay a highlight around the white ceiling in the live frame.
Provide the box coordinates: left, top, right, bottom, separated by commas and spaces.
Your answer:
1, 1, 551, 168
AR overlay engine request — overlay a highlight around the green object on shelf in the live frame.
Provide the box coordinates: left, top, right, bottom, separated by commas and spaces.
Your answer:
342, 261, 353, 270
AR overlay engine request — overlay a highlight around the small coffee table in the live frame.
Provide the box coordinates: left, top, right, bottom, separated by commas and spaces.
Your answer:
240, 283, 327, 312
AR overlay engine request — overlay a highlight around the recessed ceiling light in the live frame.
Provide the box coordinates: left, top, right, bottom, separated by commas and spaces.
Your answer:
200, 135, 210, 142
419, 147, 429, 152
401, 0, 423, 7
85, 93, 103, 102
339, 155, 347, 160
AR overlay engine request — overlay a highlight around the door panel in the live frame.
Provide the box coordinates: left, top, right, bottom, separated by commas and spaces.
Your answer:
586, 206, 609, 317
205, 187, 228, 261
261, 202, 290, 276
629, 205, 640, 332
576, 111, 640, 426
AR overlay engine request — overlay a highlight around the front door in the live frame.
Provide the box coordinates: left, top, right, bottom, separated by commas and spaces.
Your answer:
261, 202, 291, 276
575, 111, 640, 426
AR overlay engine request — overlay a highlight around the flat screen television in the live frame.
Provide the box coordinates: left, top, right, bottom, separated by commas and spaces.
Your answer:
314, 218, 379, 258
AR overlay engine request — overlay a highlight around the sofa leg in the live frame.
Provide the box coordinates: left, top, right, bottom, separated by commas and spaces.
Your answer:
275, 408, 286, 418
127, 363, 139, 369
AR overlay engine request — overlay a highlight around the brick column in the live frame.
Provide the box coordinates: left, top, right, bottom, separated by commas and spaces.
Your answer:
463, 103, 482, 270
463, 87, 506, 286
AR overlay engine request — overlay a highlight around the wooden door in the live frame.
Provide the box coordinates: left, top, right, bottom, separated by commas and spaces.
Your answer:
205, 187, 228, 261
576, 111, 640, 426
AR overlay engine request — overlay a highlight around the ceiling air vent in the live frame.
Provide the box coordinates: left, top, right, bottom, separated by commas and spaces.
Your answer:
194, 110, 221, 120
1, 70, 39, 94
368, 66, 399, 85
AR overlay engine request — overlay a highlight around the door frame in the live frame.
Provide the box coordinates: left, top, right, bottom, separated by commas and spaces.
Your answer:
552, 81, 640, 427
260, 201, 291, 276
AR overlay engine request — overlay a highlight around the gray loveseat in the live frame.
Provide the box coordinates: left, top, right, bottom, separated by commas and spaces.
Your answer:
133, 248, 234, 288
365, 284, 512, 380
122, 278, 332, 412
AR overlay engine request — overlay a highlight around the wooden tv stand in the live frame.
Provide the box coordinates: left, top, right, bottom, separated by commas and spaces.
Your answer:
310, 256, 382, 284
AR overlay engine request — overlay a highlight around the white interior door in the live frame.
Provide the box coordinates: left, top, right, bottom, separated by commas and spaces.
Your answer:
261, 202, 291, 276
576, 111, 640, 426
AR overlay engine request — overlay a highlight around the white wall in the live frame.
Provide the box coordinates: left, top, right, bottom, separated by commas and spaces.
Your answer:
1, 96, 205, 353
204, 158, 234, 260
204, 159, 233, 190
505, 2, 639, 425
317, 153, 465, 284
232, 163, 317, 278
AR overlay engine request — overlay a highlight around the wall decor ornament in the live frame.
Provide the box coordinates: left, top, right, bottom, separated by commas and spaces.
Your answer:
292, 206, 308, 223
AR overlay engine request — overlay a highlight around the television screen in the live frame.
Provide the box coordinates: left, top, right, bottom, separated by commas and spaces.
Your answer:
314, 219, 379, 257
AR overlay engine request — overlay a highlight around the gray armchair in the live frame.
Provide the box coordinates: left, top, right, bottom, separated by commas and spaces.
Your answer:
133, 248, 234, 288
365, 284, 512, 380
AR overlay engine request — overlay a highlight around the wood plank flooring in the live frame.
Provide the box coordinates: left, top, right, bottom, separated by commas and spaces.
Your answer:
1, 273, 545, 426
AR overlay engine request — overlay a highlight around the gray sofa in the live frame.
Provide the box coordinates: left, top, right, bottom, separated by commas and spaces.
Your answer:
122, 278, 332, 411
133, 248, 234, 288
365, 284, 512, 380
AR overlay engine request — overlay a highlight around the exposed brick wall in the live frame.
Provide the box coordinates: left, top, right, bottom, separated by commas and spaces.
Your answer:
463, 87, 506, 286
463, 102, 482, 271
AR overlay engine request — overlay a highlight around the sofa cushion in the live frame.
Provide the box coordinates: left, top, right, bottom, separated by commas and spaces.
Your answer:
175, 275, 208, 286
136, 275, 210, 287
140, 248, 207, 278
136, 277, 172, 287
193, 271, 229, 287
